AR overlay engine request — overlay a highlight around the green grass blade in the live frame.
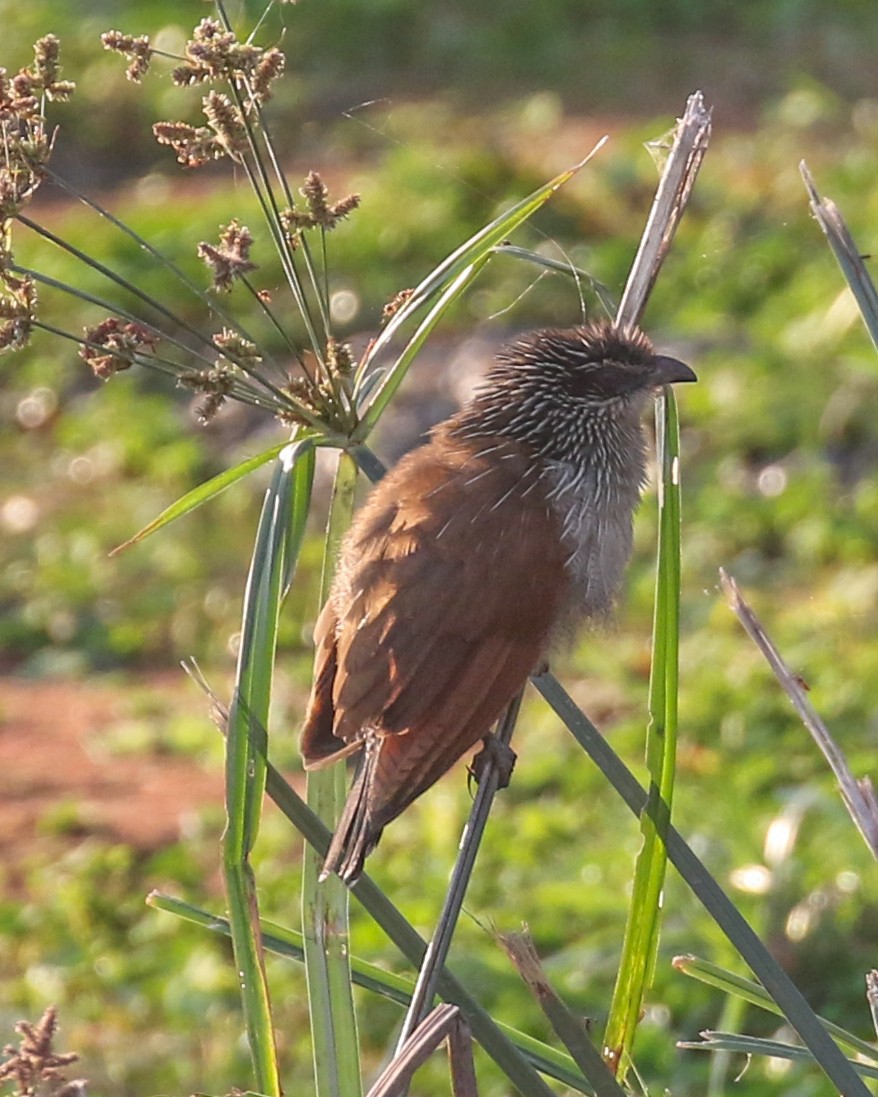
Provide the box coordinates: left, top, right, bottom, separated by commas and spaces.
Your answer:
302, 449, 362, 1097
801, 161, 878, 353
223, 858, 280, 1097
678, 1032, 878, 1081
531, 671, 870, 1097
109, 441, 294, 556
491, 243, 617, 315
223, 439, 315, 1096
353, 255, 490, 440
352, 151, 602, 429
265, 747, 562, 1096
603, 391, 682, 1075
674, 954, 878, 1064
148, 892, 594, 1094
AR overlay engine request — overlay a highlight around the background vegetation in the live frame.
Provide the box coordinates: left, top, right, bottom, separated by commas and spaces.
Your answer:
4, 2, 878, 1095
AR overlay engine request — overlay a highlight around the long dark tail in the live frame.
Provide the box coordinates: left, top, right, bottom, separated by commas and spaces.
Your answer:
319, 743, 383, 884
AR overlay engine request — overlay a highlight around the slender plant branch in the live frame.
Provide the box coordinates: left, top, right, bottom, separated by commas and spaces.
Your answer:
531, 670, 871, 1097
394, 693, 524, 1056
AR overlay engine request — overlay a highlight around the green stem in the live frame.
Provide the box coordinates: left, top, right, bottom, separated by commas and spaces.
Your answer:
302, 449, 363, 1097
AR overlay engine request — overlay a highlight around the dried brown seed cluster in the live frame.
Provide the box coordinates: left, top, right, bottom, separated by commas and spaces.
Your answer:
79, 318, 159, 380
154, 90, 247, 168
0, 271, 36, 351
177, 365, 237, 423
197, 220, 258, 291
101, 31, 152, 82
171, 17, 285, 105
280, 171, 360, 247
0, 1006, 83, 1097
280, 336, 358, 430
382, 287, 414, 322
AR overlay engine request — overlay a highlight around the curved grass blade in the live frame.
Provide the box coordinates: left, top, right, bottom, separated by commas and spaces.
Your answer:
352, 144, 606, 429
603, 390, 682, 1075
678, 1032, 878, 1081
492, 243, 617, 316
147, 892, 594, 1094
109, 441, 296, 556
674, 954, 878, 1065
352, 255, 489, 441
531, 670, 870, 1097
224, 439, 315, 1096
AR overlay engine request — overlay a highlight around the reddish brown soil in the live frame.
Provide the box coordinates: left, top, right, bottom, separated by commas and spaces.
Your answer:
0, 673, 224, 861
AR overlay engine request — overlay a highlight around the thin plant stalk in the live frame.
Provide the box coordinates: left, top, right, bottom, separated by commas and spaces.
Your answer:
151, 887, 592, 1094
532, 670, 870, 1097
302, 450, 363, 1097
395, 694, 524, 1055
601, 90, 710, 1076
223, 440, 315, 1096
603, 390, 683, 1075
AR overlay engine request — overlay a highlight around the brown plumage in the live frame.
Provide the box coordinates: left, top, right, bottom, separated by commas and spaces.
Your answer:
301, 320, 695, 882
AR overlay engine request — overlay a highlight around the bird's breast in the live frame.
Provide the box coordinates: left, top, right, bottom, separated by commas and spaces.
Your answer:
541, 457, 642, 623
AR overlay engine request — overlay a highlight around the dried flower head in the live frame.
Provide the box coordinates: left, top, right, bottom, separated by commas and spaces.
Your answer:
301, 171, 361, 229
152, 121, 223, 169
16, 36, 76, 103
326, 337, 355, 378
0, 272, 36, 352
177, 364, 237, 423
280, 173, 361, 247
213, 328, 260, 366
0, 1006, 82, 1097
80, 318, 159, 380
382, 287, 415, 322
197, 221, 257, 291
101, 31, 153, 83
171, 18, 285, 105
202, 91, 247, 161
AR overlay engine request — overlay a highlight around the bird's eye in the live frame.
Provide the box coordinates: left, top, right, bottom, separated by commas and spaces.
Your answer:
569, 362, 646, 401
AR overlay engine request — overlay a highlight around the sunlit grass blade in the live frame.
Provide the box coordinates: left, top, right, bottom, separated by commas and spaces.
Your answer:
491, 243, 617, 315
678, 1031, 878, 1081
604, 390, 682, 1075
353, 253, 489, 440
801, 161, 878, 353
352, 146, 606, 423
258, 738, 571, 1096
147, 892, 594, 1094
531, 671, 870, 1097
674, 954, 878, 1064
302, 449, 362, 1097
224, 439, 315, 1096
109, 441, 296, 556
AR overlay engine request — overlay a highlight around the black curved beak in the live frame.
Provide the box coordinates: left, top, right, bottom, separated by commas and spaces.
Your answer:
650, 355, 697, 386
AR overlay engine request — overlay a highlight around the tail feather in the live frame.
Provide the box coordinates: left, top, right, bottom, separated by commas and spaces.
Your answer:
320, 742, 384, 884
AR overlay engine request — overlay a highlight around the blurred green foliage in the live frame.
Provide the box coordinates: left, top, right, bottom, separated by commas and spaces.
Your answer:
4, 3, 878, 1097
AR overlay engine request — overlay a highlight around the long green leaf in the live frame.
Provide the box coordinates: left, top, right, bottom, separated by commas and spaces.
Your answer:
678, 1032, 878, 1081
224, 439, 315, 1096
352, 255, 490, 440
109, 441, 293, 556
674, 954, 878, 1065
147, 892, 594, 1094
302, 449, 362, 1097
532, 671, 870, 1097
352, 149, 604, 430
604, 391, 682, 1074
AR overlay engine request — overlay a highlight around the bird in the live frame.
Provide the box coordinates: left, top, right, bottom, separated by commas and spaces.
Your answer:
300, 319, 696, 883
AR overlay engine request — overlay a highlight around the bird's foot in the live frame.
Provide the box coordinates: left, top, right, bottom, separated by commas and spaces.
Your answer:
469, 735, 517, 791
